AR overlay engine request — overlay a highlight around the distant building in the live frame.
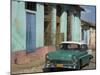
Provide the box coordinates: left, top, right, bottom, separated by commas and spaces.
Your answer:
81, 20, 96, 49
12, 0, 84, 52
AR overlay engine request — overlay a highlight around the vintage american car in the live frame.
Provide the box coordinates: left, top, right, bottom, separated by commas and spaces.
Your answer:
43, 41, 93, 71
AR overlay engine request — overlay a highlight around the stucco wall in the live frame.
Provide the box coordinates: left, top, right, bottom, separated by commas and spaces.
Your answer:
36, 3, 44, 48
12, 1, 45, 51
72, 11, 81, 42
89, 28, 96, 50
60, 5, 67, 41
12, 1, 82, 52
12, 1, 26, 52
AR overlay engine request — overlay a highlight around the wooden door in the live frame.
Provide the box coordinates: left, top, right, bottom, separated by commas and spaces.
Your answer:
26, 12, 36, 52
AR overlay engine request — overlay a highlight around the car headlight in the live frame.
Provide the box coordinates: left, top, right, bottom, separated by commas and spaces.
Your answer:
45, 60, 51, 67
45, 54, 49, 59
45, 54, 50, 65
45, 60, 56, 68
46, 60, 50, 64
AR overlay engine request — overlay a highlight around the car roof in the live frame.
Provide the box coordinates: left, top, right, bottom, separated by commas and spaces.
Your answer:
60, 41, 87, 45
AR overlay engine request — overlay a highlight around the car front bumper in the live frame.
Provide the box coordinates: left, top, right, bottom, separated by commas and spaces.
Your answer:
43, 63, 77, 72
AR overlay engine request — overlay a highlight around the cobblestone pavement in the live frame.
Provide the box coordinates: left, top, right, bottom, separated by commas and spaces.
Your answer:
82, 51, 96, 70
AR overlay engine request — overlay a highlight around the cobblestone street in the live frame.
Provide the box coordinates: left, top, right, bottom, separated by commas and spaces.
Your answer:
82, 51, 96, 70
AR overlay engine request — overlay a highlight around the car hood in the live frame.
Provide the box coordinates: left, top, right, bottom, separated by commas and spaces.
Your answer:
47, 49, 87, 61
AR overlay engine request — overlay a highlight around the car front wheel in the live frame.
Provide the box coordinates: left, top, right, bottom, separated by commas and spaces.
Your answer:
75, 61, 81, 70
43, 68, 50, 72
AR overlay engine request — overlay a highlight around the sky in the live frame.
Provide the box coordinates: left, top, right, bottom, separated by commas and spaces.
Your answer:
80, 5, 96, 25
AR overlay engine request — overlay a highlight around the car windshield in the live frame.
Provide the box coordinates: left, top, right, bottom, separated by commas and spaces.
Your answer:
59, 43, 80, 50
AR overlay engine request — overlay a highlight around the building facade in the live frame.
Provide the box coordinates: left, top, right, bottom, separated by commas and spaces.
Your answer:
81, 20, 96, 49
12, 0, 83, 52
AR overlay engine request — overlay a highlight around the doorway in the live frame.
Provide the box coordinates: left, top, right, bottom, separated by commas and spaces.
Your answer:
26, 12, 36, 52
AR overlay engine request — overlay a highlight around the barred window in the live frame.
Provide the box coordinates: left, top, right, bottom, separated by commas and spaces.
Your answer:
25, 2, 36, 11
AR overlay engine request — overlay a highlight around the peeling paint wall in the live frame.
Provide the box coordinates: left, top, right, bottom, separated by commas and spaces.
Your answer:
72, 11, 81, 42
51, 4, 56, 45
12, 1, 82, 52
36, 3, 44, 48
60, 5, 67, 41
12, 0, 26, 51
12, 1, 45, 51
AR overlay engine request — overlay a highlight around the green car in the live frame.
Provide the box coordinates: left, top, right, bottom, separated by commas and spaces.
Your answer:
43, 41, 93, 72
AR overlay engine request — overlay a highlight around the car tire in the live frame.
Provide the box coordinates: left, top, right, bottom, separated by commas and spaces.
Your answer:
43, 68, 50, 72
